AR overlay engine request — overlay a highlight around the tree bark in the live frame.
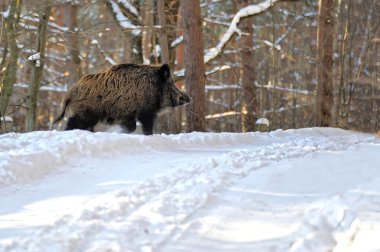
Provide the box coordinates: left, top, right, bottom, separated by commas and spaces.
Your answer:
337, 0, 351, 128
65, 3, 82, 88
142, 0, 153, 64
157, 0, 169, 64
182, 0, 205, 132
315, 0, 334, 127
240, 0, 256, 132
156, 0, 173, 133
0, 0, 22, 118
25, 5, 51, 131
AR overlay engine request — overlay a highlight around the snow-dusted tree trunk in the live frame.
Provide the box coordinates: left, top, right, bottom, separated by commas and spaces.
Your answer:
182, 0, 205, 132
315, 0, 334, 127
0, 0, 22, 119
25, 5, 51, 132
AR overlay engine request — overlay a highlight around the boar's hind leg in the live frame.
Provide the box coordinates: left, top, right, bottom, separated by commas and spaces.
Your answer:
138, 114, 155, 135
65, 114, 98, 132
121, 119, 137, 133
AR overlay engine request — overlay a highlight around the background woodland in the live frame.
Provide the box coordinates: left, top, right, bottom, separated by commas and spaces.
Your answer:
0, 0, 379, 134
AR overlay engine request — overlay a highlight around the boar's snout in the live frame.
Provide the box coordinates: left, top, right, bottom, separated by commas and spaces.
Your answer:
178, 93, 191, 106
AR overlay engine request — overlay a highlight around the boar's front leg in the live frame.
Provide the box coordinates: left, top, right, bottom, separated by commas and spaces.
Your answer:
138, 113, 155, 135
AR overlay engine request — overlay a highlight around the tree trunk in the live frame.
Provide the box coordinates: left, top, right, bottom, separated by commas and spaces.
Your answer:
315, 0, 334, 127
240, 0, 256, 132
65, 3, 82, 88
142, 0, 153, 64
0, 0, 22, 118
156, 0, 173, 134
25, 5, 51, 131
158, 0, 169, 64
182, 0, 205, 132
336, 0, 351, 129
173, 2, 186, 134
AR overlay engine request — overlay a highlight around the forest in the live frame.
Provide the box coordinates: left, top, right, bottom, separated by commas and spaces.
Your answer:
0, 0, 379, 134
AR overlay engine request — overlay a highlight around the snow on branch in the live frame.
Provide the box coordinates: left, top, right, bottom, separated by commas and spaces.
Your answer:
0, 116, 13, 122
171, 35, 183, 48
116, 0, 140, 19
2, 6, 10, 18
107, 0, 141, 35
256, 118, 270, 126
28, 52, 41, 67
204, 0, 280, 64
91, 40, 117, 65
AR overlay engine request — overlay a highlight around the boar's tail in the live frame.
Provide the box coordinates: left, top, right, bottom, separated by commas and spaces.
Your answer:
52, 98, 71, 127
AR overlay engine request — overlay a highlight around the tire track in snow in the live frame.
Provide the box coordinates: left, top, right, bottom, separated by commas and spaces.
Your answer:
1, 129, 377, 252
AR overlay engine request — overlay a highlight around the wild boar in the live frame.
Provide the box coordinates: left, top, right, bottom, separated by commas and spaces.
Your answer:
53, 63, 191, 135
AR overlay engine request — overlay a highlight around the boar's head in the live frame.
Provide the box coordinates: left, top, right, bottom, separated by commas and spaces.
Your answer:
159, 64, 191, 108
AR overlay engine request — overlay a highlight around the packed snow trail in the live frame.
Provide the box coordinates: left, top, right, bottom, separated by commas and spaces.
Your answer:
0, 128, 379, 252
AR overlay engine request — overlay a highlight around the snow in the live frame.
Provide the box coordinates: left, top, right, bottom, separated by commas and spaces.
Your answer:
14, 83, 68, 92
91, 39, 117, 65
205, 111, 239, 119
116, 0, 139, 19
262, 39, 281, 51
27, 53, 41, 67
2, 6, 10, 18
27, 53, 41, 61
175, 0, 281, 77
108, 0, 141, 35
0, 128, 380, 252
0, 116, 13, 122
205, 83, 240, 90
170, 35, 183, 48
204, 0, 280, 63
48, 21, 69, 32
256, 117, 270, 126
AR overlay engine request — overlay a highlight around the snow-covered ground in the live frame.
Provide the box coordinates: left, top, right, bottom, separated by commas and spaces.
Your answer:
0, 128, 379, 252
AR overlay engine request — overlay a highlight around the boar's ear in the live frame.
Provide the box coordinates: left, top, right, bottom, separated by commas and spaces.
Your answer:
159, 64, 171, 81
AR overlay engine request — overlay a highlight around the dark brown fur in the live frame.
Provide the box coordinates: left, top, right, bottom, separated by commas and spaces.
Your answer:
53, 63, 191, 135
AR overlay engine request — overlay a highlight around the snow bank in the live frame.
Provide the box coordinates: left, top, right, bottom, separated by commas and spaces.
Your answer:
0, 128, 374, 188
0, 130, 256, 187
0, 128, 378, 252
